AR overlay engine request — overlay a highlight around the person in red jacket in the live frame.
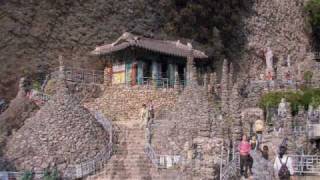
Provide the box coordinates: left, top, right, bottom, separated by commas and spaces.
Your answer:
238, 134, 252, 178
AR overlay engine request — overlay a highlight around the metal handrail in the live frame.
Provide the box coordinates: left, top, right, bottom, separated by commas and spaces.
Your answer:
27, 89, 51, 105
219, 142, 240, 180
51, 67, 104, 84
289, 155, 320, 175
144, 122, 183, 169
57, 111, 113, 178
139, 77, 170, 88
2, 109, 113, 179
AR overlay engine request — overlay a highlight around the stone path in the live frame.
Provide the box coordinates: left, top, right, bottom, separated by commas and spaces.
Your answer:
87, 121, 155, 180
238, 132, 284, 180
86, 121, 182, 180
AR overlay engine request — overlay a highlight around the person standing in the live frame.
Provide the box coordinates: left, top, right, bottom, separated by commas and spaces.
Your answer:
140, 104, 149, 129
148, 100, 155, 125
238, 134, 251, 178
261, 145, 269, 160
274, 146, 295, 180
250, 136, 257, 150
254, 119, 264, 150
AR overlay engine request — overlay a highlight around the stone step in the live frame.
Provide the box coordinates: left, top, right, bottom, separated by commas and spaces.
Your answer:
104, 166, 154, 171
113, 149, 145, 153
108, 158, 150, 162
113, 152, 148, 157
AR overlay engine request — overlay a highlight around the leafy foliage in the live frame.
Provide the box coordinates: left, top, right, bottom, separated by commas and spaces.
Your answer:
21, 171, 33, 180
305, 0, 320, 27
32, 81, 41, 91
43, 168, 59, 180
159, 0, 253, 60
303, 71, 313, 83
259, 88, 320, 115
305, 0, 320, 49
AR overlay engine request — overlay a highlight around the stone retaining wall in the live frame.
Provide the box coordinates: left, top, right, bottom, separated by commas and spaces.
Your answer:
86, 85, 179, 122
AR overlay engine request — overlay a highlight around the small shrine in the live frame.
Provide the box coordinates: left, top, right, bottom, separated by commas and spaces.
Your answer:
90, 32, 208, 88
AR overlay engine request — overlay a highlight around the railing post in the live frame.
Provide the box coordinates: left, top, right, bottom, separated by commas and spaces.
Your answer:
92, 70, 94, 84
220, 144, 223, 180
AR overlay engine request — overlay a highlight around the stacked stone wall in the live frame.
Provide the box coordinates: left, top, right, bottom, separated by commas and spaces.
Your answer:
150, 84, 223, 179
86, 85, 179, 122
242, 0, 310, 79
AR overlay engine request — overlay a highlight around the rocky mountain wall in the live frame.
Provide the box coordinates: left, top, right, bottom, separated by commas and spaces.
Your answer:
240, 0, 312, 79
0, 0, 314, 100
0, 0, 161, 100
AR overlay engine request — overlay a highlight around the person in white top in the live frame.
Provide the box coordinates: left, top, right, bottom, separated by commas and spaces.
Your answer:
273, 146, 296, 180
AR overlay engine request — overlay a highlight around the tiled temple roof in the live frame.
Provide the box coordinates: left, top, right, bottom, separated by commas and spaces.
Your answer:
90, 32, 208, 59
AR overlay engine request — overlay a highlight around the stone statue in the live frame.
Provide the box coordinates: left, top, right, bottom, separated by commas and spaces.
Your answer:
17, 77, 27, 97
265, 47, 273, 69
298, 106, 304, 115
278, 98, 288, 118
308, 105, 320, 123
308, 104, 314, 117
286, 55, 291, 67
19, 77, 26, 90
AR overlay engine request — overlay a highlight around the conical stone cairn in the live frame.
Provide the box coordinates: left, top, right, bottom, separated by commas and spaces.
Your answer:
4, 86, 109, 172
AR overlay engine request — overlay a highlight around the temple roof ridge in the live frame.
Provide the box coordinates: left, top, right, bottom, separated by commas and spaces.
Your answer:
91, 32, 208, 59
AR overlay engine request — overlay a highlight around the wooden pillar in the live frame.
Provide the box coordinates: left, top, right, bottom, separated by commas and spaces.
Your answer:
183, 67, 186, 87
186, 52, 197, 87
104, 65, 112, 86
168, 63, 176, 87
174, 71, 180, 91
152, 60, 161, 87
137, 61, 143, 85
131, 62, 137, 86
152, 61, 159, 80
125, 62, 132, 85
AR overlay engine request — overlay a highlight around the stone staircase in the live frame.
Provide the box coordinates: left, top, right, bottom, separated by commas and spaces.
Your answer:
86, 121, 183, 180
250, 151, 274, 180
87, 121, 155, 180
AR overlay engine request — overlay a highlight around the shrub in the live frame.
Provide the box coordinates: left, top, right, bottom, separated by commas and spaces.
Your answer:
305, 0, 320, 27
303, 71, 313, 84
32, 81, 41, 91
259, 88, 320, 115
305, 0, 320, 49
21, 171, 33, 180
44, 79, 58, 95
43, 168, 59, 180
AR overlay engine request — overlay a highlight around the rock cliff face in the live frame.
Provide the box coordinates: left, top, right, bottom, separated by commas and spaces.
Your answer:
0, 0, 161, 100
0, 0, 313, 100
241, 0, 311, 79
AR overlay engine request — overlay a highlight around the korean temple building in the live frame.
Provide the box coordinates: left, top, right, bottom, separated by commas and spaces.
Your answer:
90, 32, 208, 87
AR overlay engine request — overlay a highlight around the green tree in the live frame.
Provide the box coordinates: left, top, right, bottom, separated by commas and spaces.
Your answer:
259, 88, 320, 115
21, 171, 33, 180
305, 0, 320, 49
159, 0, 253, 60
